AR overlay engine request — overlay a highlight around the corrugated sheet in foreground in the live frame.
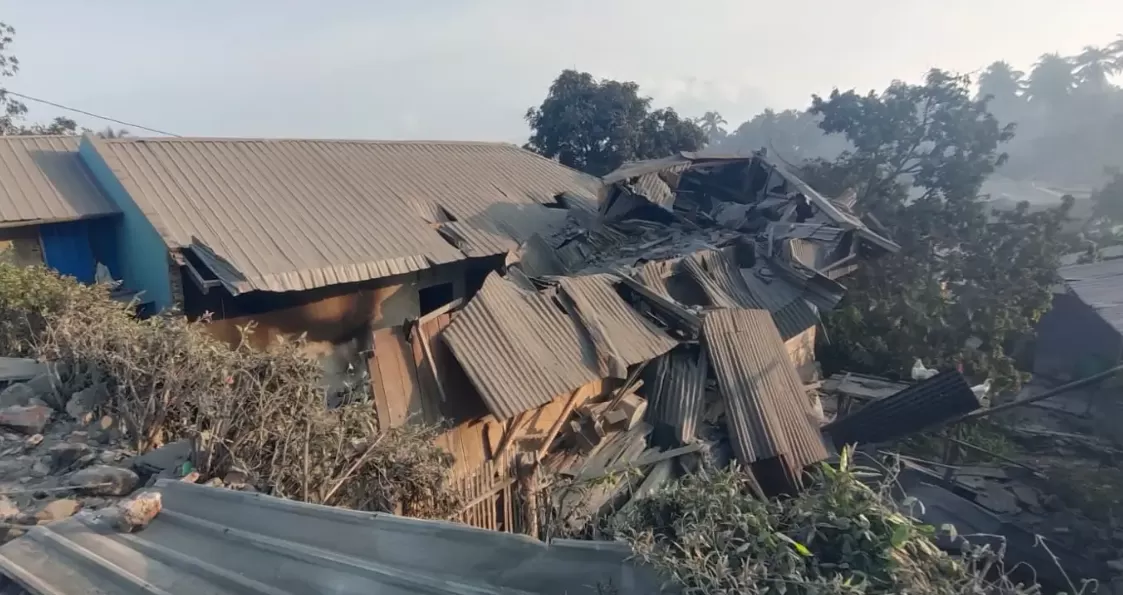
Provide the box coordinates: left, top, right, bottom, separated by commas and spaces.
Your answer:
703, 309, 828, 473
557, 274, 678, 369
442, 273, 601, 419
823, 370, 980, 449
0, 136, 118, 224
645, 345, 707, 446
90, 137, 602, 293
0, 479, 664, 595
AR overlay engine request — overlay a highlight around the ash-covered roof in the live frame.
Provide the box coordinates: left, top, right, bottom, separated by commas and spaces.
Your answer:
85, 136, 602, 293
0, 136, 118, 225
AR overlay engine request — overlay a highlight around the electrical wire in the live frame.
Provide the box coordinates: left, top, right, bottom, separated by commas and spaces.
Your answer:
2, 90, 181, 137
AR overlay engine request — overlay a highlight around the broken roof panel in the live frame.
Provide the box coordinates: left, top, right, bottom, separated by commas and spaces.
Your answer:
0, 479, 662, 595
823, 371, 980, 449
703, 309, 828, 477
442, 273, 600, 419
87, 136, 601, 293
645, 345, 707, 446
556, 274, 679, 371
0, 136, 118, 225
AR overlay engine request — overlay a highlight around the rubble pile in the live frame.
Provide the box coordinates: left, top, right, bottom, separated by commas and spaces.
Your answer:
0, 358, 254, 544
435, 151, 911, 534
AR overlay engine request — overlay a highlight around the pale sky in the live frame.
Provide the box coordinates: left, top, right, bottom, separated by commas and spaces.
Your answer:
3, 1, 1121, 143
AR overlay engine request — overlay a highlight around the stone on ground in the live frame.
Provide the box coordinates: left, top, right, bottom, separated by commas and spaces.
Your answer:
0, 405, 53, 435
34, 499, 80, 523
67, 465, 139, 496
115, 491, 162, 533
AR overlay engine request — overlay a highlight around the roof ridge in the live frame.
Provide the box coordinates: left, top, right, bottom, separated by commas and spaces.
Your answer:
103, 137, 522, 147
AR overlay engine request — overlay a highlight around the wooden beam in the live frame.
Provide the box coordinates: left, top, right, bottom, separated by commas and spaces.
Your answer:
493, 411, 528, 461
416, 321, 449, 404
536, 388, 582, 461
419, 298, 464, 325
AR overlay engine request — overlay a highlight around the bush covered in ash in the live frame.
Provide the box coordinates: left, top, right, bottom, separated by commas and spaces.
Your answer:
614, 450, 1064, 595
0, 263, 457, 517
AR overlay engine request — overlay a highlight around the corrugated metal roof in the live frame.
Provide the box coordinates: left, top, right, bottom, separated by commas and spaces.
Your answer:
823, 371, 980, 449
557, 274, 678, 370
0, 136, 118, 225
1060, 259, 1123, 334
88, 137, 602, 293
442, 273, 600, 419
683, 250, 758, 309
703, 309, 827, 477
629, 173, 676, 210
682, 250, 819, 341
645, 345, 707, 446
0, 479, 662, 595
769, 222, 845, 243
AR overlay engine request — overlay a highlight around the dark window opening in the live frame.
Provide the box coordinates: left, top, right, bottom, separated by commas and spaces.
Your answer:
419, 282, 455, 316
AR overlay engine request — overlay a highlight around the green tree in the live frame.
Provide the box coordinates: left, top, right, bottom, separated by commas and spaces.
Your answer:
525, 70, 706, 176
1091, 170, 1123, 221
1073, 45, 1121, 92
0, 21, 80, 136
1024, 53, 1076, 109
976, 61, 1025, 123
96, 127, 130, 139
693, 111, 727, 145
810, 70, 1068, 391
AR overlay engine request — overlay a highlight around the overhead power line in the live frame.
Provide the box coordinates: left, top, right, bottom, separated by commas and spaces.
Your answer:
2, 90, 181, 137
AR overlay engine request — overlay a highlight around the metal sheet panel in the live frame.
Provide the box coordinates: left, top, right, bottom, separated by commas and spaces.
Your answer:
0, 479, 663, 595
39, 220, 96, 283
703, 309, 828, 473
89, 137, 602, 293
557, 274, 678, 369
442, 273, 601, 419
0, 136, 118, 224
823, 371, 982, 449
1060, 259, 1123, 335
645, 345, 707, 446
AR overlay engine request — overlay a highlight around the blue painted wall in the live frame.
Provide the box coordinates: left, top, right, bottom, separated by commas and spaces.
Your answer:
78, 138, 173, 310
40, 220, 96, 283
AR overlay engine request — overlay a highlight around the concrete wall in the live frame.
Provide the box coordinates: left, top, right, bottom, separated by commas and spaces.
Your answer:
0, 225, 44, 267
78, 138, 173, 310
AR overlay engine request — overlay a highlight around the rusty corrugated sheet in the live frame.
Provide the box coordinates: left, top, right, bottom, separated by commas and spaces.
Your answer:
645, 345, 707, 446
823, 371, 981, 449
557, 274, 678, 371
88, 137, 602, 293
437, 221, 518, 258
637, 260, 675, 299
442, 273, 600, 419
0, 136, 118, 224
682, 250, 819, 341
703, 309, 828, 481
683, 250, 758, 309
630, 173, 676, 210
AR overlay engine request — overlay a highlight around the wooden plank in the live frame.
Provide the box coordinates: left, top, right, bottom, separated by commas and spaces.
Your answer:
419, 298, 464, 325
494, 411, 528, 461
535, 389, 582, 461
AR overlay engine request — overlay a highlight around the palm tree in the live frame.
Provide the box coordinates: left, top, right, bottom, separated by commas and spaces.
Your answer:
976, 61, 1025, 121
1109, 34, 1123, 70
694, 111, 727, 144
1025, 53, 1076, 108
1073, 45, 1120, 92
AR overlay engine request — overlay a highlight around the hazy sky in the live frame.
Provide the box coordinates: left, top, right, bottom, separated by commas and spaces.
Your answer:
3, 1, 1121, 143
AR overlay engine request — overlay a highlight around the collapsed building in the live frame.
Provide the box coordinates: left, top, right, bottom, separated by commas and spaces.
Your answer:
363, 150, 911, 530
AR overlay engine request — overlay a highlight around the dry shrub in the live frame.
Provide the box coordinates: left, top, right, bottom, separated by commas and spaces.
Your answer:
0, 263, 457, 517
615, 450, 1060, 595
